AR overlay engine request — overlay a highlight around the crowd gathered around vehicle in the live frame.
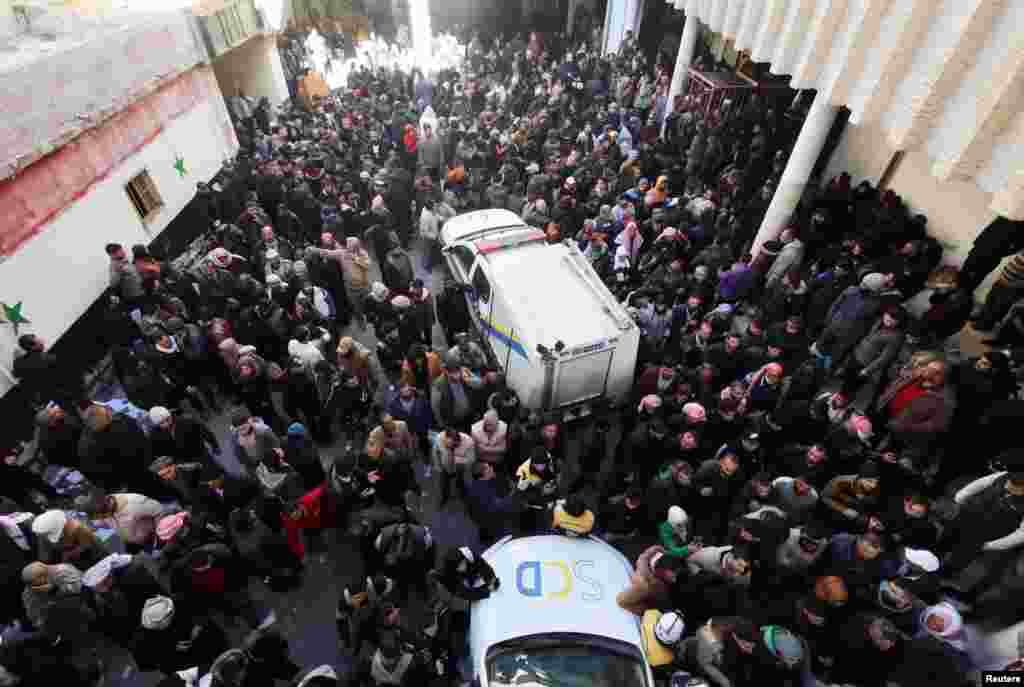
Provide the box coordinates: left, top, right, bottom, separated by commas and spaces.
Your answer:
3, 20, 1024, 687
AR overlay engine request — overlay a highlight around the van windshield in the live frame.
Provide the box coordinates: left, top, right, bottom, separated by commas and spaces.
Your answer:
486, 639, 646, 687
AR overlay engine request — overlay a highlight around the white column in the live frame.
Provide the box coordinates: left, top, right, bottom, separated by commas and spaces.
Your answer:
566, 0, 578, 37
751, 89, 839, 256
661, 13, 699, 132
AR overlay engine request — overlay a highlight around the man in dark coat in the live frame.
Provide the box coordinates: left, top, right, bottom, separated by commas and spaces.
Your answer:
78, 405, 162, 497
149, 407, 220, 463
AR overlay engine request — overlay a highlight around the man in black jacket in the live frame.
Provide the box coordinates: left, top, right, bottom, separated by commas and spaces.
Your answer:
12, 334, 81, 408
149, 406, 220, 462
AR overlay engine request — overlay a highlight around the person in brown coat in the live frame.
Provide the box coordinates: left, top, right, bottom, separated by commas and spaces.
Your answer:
820, 464, 881, 530
336, 336, 374, 389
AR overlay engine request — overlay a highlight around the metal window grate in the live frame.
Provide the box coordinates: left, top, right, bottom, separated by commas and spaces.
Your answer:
126, 170, 163, 222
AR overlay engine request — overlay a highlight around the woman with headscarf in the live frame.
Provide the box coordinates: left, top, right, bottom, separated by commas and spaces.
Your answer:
915, 603, 975, 677
616, 220, 644, 266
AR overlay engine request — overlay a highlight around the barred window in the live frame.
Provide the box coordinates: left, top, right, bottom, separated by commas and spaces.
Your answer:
126, 170, 163, 222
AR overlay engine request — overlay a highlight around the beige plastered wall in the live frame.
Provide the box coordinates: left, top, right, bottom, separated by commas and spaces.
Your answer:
825, 120, 1006, 300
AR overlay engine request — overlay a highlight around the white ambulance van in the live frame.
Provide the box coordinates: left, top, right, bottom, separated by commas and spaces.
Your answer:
468, 534, 654, 687
440, 209, 639, 420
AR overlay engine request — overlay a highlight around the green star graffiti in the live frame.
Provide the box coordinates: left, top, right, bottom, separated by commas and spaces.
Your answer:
0, 302, 30, 335
174, 155, 188, 178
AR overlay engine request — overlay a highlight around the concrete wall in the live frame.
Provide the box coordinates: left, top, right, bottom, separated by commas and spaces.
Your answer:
0, 66, 237, 395
212, 34, 289, 105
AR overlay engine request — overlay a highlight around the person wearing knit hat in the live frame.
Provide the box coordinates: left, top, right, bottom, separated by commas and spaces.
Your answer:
757, 624, 808, 674
848, 413, 874, 442
904, 547, 940, 574
142, 595, 175, 630
637, 394, 662, 414
658, 506, 694, 558
682, 402, 707, 425
82, 552, 134, 590
156, 511, 188, 544
640, 608, 685, 669
149, 405, 172, 428
860, 272, 888, 292
370, 281, 390, 302
31, 509, 67, 545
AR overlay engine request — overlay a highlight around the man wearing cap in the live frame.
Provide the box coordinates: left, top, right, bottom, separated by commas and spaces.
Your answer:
82, 552, 162, 646
149, 405, 220, 466
131, 594, 229, 676
696, 619, 804, 687
31, 509, 106, 569
640, 609, 685, 674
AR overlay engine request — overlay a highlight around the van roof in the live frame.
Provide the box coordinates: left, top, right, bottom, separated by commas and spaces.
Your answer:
483, 242, 623, 349
440, 209, 525, 245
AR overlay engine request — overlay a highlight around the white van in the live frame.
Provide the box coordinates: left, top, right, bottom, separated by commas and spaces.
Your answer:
469, 534, 654, 687
440, 210, 639, 420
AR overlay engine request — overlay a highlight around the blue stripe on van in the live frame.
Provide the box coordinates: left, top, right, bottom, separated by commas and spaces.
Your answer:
479, 320, 530, 360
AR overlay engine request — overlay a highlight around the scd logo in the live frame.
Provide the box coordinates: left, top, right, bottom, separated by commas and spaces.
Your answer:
515, 560, 604, 601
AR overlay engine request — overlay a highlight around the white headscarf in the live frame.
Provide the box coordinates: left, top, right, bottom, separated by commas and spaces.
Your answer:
921, 602, 966, 651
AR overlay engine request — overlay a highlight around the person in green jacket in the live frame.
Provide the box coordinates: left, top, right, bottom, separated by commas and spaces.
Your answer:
658, 506, 696, 558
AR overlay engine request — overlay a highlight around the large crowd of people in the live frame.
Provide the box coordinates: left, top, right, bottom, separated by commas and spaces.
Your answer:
1, 21, 1024, 687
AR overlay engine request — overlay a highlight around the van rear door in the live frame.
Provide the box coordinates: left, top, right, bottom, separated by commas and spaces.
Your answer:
552, 347, 615, 408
